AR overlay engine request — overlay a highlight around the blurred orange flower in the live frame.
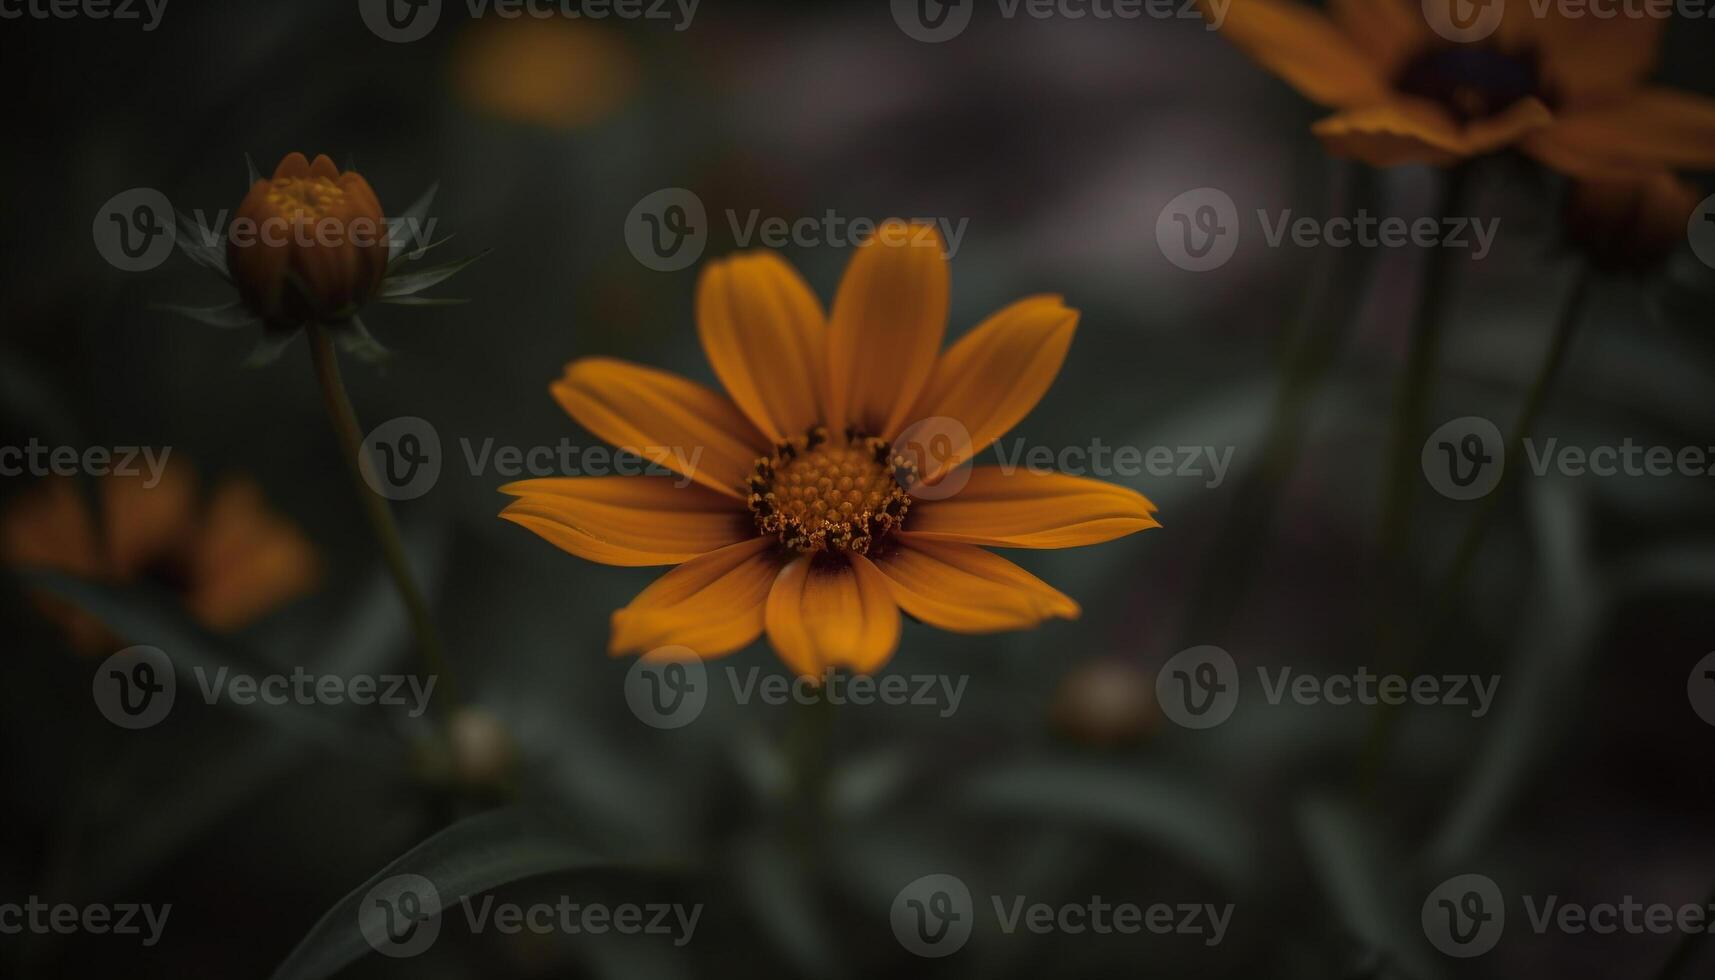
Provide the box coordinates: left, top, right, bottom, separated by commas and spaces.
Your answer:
228, 152, 391, 326
502, 220, 1159, 677
1205, 0, 1715, 172
452, 18, 639, 130
2, 461, 319, 651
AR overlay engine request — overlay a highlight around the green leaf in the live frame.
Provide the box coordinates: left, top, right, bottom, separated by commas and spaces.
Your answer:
269, 807, 676, 980
18, 569, 372, 749
174, 211, 229, 280
378, 294, 469, 307
245, 330, 302, 368
954, 761, 1254, 887
387, 183, 440, 268
1298, 796, 1443, 980
245, 152, 261, 186
335, 315, 392, 363
152, 301, 259, 330
379, 250, 489, 298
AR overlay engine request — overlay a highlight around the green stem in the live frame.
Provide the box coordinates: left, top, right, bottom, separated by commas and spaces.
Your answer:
307, 322, 460, 713
1358, 263, 1593, 792
1378, 165, 1471, 567
786, 690, 836, 854
1176, 163, 1371, 646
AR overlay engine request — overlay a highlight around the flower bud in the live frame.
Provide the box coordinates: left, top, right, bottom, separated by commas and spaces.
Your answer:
1049, 658, 1159, 748
227, 152, 390, 325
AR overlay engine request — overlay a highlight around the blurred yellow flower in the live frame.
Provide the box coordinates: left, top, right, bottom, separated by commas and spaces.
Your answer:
501, 220, 1158, 677
2, 461, 319, 651
452, 18, 638, 130
1206, 0, 1715, 172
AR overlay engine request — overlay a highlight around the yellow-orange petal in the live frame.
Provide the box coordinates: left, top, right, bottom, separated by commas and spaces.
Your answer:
908, 469, 1159, 549
826, 220, 948, 440
102, 460, 198, 578
1328, 0, 1427, 79
696, 251, 827, 444
1206, 0, 1390, 109
1311, 95, 1553, 168
551, 357, 769, 500
185, 477, 320, 631
1532, 88, 1715, 172
609, 536, 778, 657
272, 152, 312, 180
906, 296, 1077, 484
764, 553, 900, 677
499, 476, 750, 566
872, 534, 1079, 633
1533, 16, 1663, 106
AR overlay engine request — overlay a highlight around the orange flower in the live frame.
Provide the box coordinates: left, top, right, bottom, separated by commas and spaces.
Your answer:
501, 221, 1159, 677
452, 18, 639, 130
1207, 0, 1715, 172
2, 460, 319, 652
227, 153, 391, 325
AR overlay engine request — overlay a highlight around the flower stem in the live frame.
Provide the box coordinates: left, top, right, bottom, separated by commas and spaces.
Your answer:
1358, 263, 1593, 792
1177, 162, 1371, 646
1377, 164, 1471, 567
306, 322, 461, 713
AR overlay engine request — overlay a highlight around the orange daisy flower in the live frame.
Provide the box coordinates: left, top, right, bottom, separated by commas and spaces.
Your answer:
501, 220, 1159, 677
1207, 0, 1715, 172
2, 460, 319, 651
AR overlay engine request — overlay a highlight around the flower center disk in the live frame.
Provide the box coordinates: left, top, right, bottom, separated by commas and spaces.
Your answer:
266, 176, 347, 222
748, 427, 912, 555
1397, 47, 1547, 121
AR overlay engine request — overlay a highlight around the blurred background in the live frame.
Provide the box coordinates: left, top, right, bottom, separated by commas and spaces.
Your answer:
3, 1, 1715, 977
